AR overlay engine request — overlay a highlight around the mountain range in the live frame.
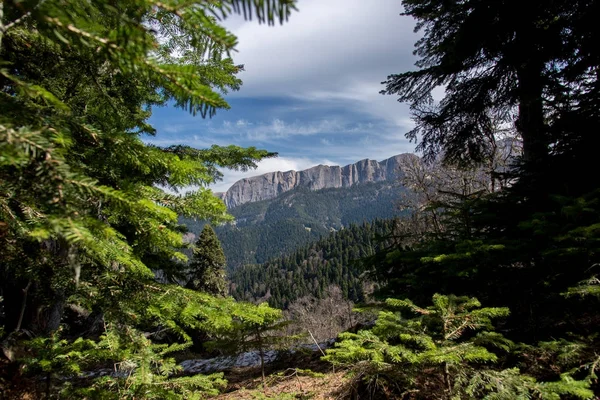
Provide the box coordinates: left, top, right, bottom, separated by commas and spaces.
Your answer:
184, 153, 413, 271
216, 153, 416, 208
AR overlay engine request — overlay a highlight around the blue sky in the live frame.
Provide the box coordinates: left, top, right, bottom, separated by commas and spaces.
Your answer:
147, 0, 431, 192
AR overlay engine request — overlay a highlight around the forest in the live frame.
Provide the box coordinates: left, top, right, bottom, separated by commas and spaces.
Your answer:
1, 0, 600, 399
229, 218, 398, 309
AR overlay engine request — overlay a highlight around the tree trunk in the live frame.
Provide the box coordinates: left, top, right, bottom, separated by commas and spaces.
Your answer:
256, 329, 266, 384
516, 60, 547, 166
0, 1, 4, 54
42, 292, 65, 333
46, 372, 52, 399
1, 275, 33, 333
443, 362, 452, 399
15, 280, 32, 332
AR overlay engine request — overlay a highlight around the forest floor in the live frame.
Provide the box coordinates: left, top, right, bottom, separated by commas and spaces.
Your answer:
213, 368, 347, 400
0, 366, 348, 400
0, 347, 349, 400
216, 368, 347, 399
214, 352, 349, 399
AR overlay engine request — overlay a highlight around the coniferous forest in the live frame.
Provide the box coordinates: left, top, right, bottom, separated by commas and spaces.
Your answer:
229, 219, 397, 309
1, 0, 600, 399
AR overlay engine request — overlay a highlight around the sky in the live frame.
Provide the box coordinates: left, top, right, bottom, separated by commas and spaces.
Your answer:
147, 0, 426, 192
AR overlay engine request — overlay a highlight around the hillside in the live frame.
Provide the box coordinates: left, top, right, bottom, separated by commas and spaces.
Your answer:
228, 218, 398, 309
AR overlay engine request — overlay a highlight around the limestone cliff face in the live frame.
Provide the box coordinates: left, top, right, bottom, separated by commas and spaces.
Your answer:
217, 153, 416, 208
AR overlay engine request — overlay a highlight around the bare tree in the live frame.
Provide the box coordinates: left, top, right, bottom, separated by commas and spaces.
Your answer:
286, 285, 371, 343
394, 136, 521, 244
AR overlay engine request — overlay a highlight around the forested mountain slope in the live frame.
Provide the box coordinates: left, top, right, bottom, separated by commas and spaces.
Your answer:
183, 180, 407, 270
228, 218, 398, 309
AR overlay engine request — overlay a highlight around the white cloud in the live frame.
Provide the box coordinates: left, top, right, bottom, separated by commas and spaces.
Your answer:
162, 124, 188, 134
226, 0, 417, 94
206, 117, 378, 141
220, 0, 423, 130
285, 134, 417, 165
149, 0, 426, 193
235, 119, 252, 127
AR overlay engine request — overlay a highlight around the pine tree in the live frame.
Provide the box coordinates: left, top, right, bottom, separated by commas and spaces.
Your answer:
228, 219, 395, 307
0, 0, 297, 397
383, 0, 599, 177
0, 0, 294, 334
368, 1, 600, 329
187, 225, 228, 296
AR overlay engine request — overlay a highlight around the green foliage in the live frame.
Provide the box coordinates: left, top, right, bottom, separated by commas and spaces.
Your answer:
565, 276, 600, 298
207, 302, 292, 380
325, 294, 592, 399
22, 326, 227, 399
367, 179, 600, 343
457, 368, 593, 400
273, 368, 325, 379
517, 335, 600, 392
559, 191, 600, 299
359, 156, 600, 398
22, 328, 97, 377
72, 328, 227, 400
207, 302, 287, 351
18, 292, 290, 398
326, 294, 510, 368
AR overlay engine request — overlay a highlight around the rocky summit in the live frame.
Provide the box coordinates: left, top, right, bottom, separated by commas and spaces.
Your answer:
216, 153, 417, 208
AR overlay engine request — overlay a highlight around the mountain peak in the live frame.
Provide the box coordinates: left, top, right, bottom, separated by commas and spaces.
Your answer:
218, 153, 416, 208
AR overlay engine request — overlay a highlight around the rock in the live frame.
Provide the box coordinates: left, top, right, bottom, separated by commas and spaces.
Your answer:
179, 340, 334, 375
77, 341, 336, 378
179, 350, 278, 374
217, 154, 417, 208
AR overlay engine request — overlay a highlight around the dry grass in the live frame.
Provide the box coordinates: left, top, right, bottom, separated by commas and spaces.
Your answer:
215, 368, 348, 400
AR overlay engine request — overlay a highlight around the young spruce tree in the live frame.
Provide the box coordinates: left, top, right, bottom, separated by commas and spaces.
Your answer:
187, 225, 228, 297
325, 294, 593, 399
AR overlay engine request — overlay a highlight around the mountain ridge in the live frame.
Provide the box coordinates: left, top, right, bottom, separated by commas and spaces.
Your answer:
216, 153, 417, 208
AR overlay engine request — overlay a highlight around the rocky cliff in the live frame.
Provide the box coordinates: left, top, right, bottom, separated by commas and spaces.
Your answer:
216, 153, 416, 208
